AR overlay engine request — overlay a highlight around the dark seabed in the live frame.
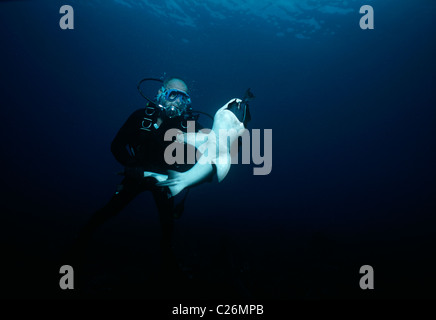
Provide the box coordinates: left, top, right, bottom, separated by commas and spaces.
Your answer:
0, 0, 435, 300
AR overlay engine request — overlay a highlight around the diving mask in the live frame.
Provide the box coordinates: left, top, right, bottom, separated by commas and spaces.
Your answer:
157, 87, 191, 119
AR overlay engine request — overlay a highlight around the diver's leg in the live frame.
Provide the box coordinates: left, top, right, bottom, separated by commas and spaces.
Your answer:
72, 178, 142, 253
62, 179, 142, 294
152, 186, 186, 279
152, 187, 175, 252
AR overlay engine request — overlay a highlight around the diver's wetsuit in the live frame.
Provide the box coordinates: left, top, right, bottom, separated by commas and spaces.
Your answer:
75, 103, 201, 260
74, 100, 250, 266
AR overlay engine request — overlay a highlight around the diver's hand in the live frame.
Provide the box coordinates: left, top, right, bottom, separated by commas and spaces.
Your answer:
155, 170, 183, 187
155, 170, 187, 197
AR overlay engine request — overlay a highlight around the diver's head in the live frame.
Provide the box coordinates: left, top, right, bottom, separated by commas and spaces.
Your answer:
157, 77, 191, 119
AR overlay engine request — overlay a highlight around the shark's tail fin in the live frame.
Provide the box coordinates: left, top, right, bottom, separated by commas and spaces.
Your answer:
240, 88, 253, 126
243, 88, 255, 104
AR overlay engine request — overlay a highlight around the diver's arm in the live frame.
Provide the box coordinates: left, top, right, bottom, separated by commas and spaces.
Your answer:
156, 129, 216, 196
111, 110, 142, 166
111, 136, 133, 166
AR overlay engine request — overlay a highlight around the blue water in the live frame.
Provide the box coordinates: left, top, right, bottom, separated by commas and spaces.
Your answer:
1, 0, 435, 299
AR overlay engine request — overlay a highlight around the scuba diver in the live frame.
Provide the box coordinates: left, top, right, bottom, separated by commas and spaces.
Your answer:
69, 75, 254, 285
71, 77, 207, 274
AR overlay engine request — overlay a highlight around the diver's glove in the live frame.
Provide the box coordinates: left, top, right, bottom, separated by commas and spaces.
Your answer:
123, 166, 146, 181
